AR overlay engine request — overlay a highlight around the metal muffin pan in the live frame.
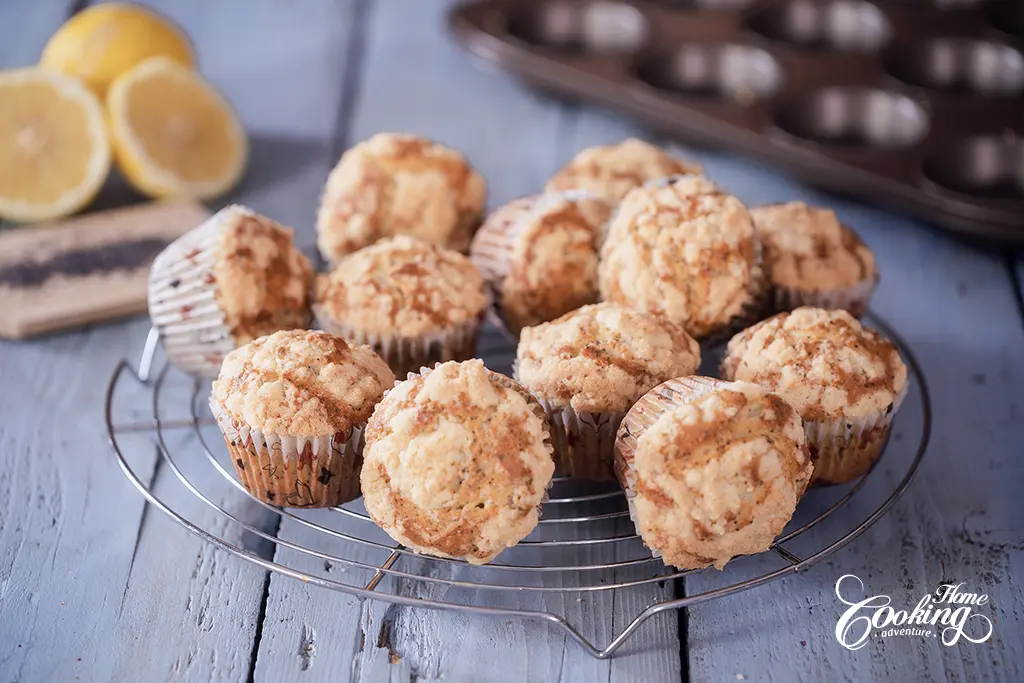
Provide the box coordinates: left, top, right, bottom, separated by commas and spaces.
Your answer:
449, 0, 1024, 243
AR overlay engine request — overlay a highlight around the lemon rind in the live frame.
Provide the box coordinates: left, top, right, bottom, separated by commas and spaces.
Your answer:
107, 57, 247, 200
0, 68, 111, 223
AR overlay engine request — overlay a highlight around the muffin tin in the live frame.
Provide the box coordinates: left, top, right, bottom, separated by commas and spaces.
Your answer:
448, 0, 1024, 244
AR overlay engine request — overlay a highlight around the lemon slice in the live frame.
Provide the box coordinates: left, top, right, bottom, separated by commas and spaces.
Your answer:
0, 68, 111, 223
40, 3, 194, 98
107, 57, 247, 200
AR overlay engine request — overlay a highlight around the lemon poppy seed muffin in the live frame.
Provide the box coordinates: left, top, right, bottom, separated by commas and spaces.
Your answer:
149, 205, 314, 377
545, 138, 702, 203
210, 330, 394, 507
515, 303, 701, 480
361, 360, 555, 565
469, 191, 612, 335
615, 377, 812, 570
316, 133, 486, 262
751, 202, 878, 316
721, 307, 908, 484
313, 236, 489, 377
598, 175, 765, 341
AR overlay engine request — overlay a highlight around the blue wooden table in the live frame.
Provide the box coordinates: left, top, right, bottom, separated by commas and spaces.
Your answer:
1, 2, 1022, 681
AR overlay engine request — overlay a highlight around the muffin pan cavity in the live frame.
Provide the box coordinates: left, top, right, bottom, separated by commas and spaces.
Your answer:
987, 1, 1024, 40
775, 87, 929, 148
747, 0, 891, 53
636, 44, 784, 103
887, 39, 1024, 97
924, 135, 1024, 201
506, 0, 648, 55
451, 0, 1024, 242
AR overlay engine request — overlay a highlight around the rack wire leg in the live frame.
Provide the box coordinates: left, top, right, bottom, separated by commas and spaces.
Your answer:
365, 550, 402, 591
135, 327, 161, 384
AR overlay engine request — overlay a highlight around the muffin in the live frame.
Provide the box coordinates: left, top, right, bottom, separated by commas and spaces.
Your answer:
615, 376, 812, 569
515, 303, 700, 481
599, 174, 765, 341
469, 191, 612, 336
316, 133, 486, 262
313, 236, 489, 377
545, 138, 702, 203
750, 202, 878, 317
721, 307, 908, 484
361, 359, 555, 564
210, 330, 394, 508
148, 205, 314, 378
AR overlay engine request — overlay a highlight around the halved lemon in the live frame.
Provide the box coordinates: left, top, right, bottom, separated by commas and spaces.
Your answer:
0, 68, 111, 223
40, 3, 194, 98
107, 57, 247, 200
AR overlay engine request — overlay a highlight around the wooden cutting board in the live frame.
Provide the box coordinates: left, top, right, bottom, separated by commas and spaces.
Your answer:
0, 200, 210, 339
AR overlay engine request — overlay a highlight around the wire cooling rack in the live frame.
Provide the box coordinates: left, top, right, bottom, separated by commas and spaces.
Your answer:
106, 312, 930, 658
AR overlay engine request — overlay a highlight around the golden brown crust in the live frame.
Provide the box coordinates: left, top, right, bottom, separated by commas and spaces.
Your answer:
313, 235, 489, 337
210, 206, 313, 343
720, 307, 907, 423
211, 330, 395, 436
316, 133, 486, 261
470, 191, 611, 333
516, 302, 700, 413
360, 360, 554, 564
616, 378, 811, 570
598, 175, 764, 339
545, 138, 702, 203
751, 202, 877, 292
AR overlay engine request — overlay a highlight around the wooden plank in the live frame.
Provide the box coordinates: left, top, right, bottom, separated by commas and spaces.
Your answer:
0, 201, 209, 339
92, 1, 361, 681
0, 321, 162, 683
0, 5, 166, 683
672, 150, 1024, 683
248, 2, 681, 681
1014, 255, 1024, 330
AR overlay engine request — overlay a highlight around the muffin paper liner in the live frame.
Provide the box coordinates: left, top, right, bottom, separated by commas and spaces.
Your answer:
804, 378, 909, 485
313, 307, 484, 379
771, 275, 878, 319
469, 215, 521, 336
210, 396, 365, 508
613, 376, 728, 558
148, 213, 235, 378
535, 402, 624, 482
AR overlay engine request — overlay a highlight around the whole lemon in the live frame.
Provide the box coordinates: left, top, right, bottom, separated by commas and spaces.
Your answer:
40, 3, 194, 98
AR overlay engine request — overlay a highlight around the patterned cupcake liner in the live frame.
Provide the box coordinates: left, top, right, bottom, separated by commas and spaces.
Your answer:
805, 379, 909, 485
313, 306, 484, 379
613, 376, 727, 552
148, 210, 236, 378
469, 216, 520, 336
210, 396, 365, 508
771, 275, 878, 319
535, 402, 625, 482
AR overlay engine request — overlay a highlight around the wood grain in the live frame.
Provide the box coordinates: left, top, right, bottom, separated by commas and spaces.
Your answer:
0, 200, 209, 339
2, 1, 1023, 682
248, 3, 682, 681
672, 150, 1024, 683
93, 2, 368, 681
0, 5, 167, 683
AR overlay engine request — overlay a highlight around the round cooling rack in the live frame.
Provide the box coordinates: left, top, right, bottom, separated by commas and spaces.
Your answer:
106, 312, 931, 659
